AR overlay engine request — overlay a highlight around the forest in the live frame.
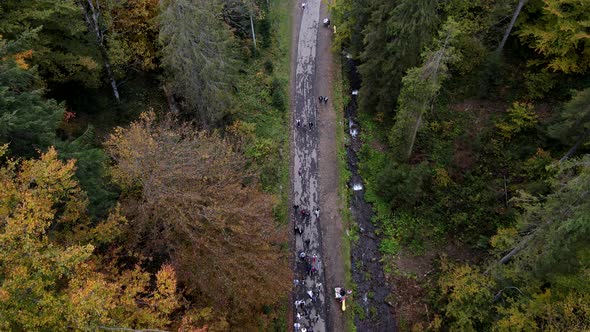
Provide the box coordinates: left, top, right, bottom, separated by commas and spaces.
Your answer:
2, 0, 590, 331
0, 0, 292, 330
332, 0, 590, 330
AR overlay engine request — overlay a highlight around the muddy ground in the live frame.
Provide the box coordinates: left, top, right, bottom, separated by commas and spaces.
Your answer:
289, 0, 328, 331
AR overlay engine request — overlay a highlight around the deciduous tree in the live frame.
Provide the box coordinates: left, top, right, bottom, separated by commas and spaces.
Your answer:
105, 112, 290, 325
0, 146, 181, 331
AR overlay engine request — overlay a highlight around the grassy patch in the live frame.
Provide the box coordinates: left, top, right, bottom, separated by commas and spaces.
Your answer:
230, 0, 292, 328
233, 0, 292, 228
270, 0, 292, 227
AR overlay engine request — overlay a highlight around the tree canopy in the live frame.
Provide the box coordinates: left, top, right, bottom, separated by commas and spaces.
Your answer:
105, 113, 290, 325
159, 0, 237, 125
0, 146, 181, 331
333, 0, 590, 329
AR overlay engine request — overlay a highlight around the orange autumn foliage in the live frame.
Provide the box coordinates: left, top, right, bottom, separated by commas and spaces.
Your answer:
13, 49, 33, 69
0, 145, 182, 330
105, 113, 291, 326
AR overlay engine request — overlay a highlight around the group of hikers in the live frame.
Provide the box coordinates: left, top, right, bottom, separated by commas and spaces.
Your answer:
293, 200, 351, 332
295, 96, 329, 131
293, 203, 322, 332
293, 3, 344, 331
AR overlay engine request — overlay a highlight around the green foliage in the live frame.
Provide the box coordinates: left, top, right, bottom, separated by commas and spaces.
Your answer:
259, 15, 272, 49
353, 303, 366, 321
99, 0, 160, 73
495, 289, 590, 331
437, 260, 495, 331
495, 102, 538, 140
549, 87, 590, 145
0, 33, 117, 218
490, 227, 518, 253
523, 70, 556, 99
518, 0, 590, 74
521, 148, 554, 181
389, 18, 462, 160
435, 157, 590, 330
380, 237, 401, 256
379, 212, 439, 255
517, 157, 590, 278
271, 76, 286, 111
0, 32, 63, 156
57, 127, 117, 218
159, 0, 237, 125
329, 0, 372, 55
0, 0, 102, 87
340, 0, 590, 329
358, 0, 439, 117
377, 161, 429, 209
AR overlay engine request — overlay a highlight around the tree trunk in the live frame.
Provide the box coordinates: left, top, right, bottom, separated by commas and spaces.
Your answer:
162, 84, 179, 114
497, 0, 527, 54
499, 237, 530, 264
560, 128, 590, 162
99, 46, 120, 102
79, 0, 121, 102
250, 13, 257, 51
407, 111, 423, 159
405, 34, 451, 159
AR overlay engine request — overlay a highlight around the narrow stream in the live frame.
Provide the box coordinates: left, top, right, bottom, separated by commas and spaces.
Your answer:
343, 58, 396, 331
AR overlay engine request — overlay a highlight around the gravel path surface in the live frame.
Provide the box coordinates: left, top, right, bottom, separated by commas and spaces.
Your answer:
316, 1, 346, 331
291, 0, 327, 331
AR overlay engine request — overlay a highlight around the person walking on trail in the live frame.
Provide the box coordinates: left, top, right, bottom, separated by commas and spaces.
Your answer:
318, 96, 324, 103
323, 96, 328, 104
301, 2, 306, 9
296, 119, 301, 127
294, 224, 303, 235
314, 208, 320, 218
309, 122, 314, 130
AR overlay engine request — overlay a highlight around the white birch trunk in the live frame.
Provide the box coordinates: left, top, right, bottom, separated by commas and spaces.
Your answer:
497, 0, 527, 54
79, 0, 121, 102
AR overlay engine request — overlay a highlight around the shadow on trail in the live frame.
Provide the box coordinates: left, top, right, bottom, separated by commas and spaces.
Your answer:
343, 58, 396, 332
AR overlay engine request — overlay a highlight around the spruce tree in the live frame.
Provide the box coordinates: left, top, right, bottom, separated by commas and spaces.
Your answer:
549, 88, 590, 161
0, 32, 63, 156
389, 19, 461, 161
159, 0, 237, 126
0, 0, 102, 87
358, 0, 439, 117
